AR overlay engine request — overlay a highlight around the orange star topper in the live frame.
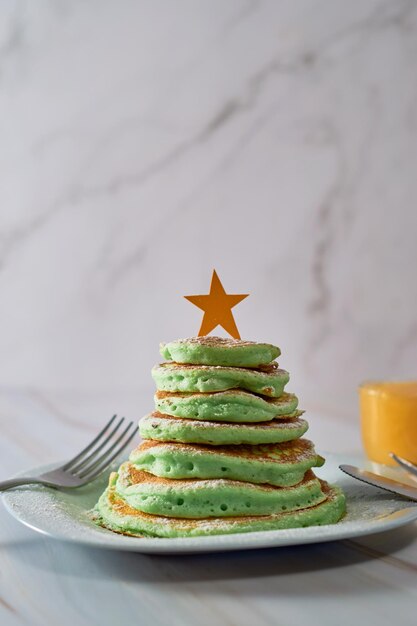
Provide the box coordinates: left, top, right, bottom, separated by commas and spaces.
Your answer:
184, 270, 249, 339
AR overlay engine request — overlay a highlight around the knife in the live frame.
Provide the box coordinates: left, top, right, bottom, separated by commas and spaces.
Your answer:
339, 464, 417, 502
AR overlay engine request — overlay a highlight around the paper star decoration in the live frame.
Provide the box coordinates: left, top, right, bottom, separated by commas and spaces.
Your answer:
184, 270, 249, 339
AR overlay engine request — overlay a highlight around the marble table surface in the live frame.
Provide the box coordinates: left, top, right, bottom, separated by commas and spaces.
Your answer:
1, 387, 416, 626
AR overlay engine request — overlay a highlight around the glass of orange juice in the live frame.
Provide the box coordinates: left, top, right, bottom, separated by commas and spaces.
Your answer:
359, 381, 417, 466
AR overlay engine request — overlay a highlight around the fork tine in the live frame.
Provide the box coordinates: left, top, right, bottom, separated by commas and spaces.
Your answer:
68, 416, 126, 474
62, 414, 118, 471
76, 421, 135, 479
81, 426, 139, 483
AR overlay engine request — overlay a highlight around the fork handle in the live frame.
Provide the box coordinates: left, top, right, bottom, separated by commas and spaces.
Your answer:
0, 478, 45, 491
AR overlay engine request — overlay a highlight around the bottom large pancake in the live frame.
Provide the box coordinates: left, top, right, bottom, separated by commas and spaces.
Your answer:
92, 475, 346, 538
130, 439, 324, 487
115, 464, 326, 518
139, 412, 308, 445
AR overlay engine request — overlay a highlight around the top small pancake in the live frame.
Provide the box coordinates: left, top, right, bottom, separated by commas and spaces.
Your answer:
160, 336, 280, 367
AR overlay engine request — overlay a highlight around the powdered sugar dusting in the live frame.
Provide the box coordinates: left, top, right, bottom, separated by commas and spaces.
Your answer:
3, 454, 417, 552
162, 337, 261, 348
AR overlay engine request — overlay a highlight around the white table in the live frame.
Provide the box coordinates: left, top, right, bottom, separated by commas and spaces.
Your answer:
1, 389, 416, 626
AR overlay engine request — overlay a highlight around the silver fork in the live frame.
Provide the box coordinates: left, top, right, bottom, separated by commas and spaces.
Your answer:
390, 452, 417, 479
0, 415, 138, 491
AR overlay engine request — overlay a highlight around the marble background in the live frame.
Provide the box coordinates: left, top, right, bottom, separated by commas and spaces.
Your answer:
1, 0, 417, 416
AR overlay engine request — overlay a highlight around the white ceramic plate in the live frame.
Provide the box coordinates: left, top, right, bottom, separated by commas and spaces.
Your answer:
3, 453, 417, 554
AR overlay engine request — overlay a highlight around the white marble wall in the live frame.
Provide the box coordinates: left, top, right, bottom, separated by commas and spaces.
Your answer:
1, 0, 417, 414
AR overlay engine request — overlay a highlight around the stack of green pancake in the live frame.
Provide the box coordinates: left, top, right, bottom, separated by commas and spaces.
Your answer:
93, 337, 345, 538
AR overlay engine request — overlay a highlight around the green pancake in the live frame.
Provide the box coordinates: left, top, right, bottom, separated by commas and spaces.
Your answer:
140, 412, 308, 445
152, 363, 289, 397
92, 475, 346, 537
130, 439, 324, 487
92, 331, 347, 539
160, 336, 280, 367
115, 464, 326, 518
155, 390, 298, 422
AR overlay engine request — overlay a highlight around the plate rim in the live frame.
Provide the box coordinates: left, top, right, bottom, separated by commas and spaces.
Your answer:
3, 454, 417, 554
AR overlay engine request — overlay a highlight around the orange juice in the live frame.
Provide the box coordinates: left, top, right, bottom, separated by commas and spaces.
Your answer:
360, 381, 417, 465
